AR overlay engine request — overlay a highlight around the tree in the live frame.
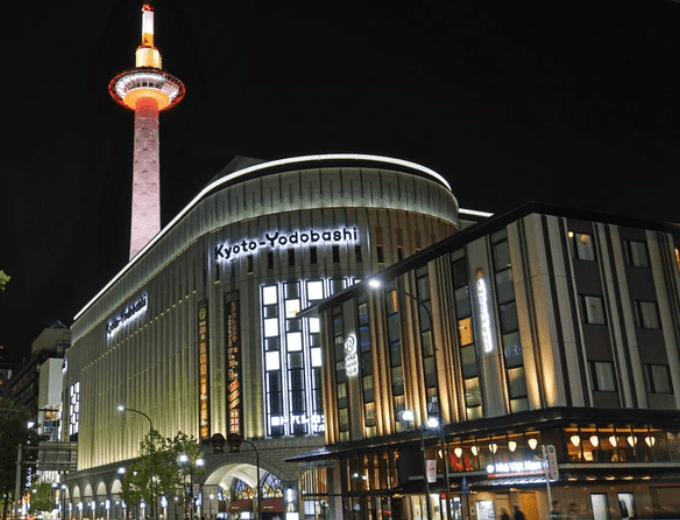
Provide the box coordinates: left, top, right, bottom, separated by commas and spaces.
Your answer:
29, 482, 53, 515
0, 403, 30, 520
121, 430, 204, 520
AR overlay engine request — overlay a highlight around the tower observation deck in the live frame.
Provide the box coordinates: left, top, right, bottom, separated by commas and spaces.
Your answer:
109, 4, 185, 260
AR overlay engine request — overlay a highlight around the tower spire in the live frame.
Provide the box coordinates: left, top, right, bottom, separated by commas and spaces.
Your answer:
109, 3, 185, 260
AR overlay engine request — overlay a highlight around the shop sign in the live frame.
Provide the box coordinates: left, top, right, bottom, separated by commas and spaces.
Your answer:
344, 334, 358, 376
475, 269, 494, 353
225, 292, 243, 436
106, 293, 148, 336
214, 226, 360, 261
198, 301, 210, 440
427, 460, 437, 483
486, 459, 546, 478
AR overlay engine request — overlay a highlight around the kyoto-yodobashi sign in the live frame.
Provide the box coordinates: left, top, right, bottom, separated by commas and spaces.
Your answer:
106, 293, 148, 336
214, 227, 360, 261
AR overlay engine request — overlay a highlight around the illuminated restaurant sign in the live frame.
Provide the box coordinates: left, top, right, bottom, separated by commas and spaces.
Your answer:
225, 292, 243, 436
198, 301, 210, 440
214, 227, 360, 261
106, 293, 147, 336
486, 460, 546, 478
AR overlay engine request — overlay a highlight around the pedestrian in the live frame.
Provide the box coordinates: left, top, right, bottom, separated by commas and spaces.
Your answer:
514, 505, 525, 520
551, 501, 562, 520
501, 508, 510, 520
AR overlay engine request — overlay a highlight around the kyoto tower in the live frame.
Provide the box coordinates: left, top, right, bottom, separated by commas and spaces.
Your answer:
109, 4, 185, 260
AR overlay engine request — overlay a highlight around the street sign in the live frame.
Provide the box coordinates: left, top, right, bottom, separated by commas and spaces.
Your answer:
546, 444, 559, 480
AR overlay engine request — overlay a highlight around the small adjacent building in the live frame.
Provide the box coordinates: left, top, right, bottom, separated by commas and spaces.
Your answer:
302, 202, 680, 520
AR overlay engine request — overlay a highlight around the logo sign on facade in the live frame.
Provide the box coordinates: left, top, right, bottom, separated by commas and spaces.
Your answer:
546, 444, 559, 480
106, 293, 148, 336
225, 292, 243, 436
485, 460, 546, 478
198, 302, 210, 440
475, 269, 494, 353
344, 334, 358, 376
426, 460, 437, 483
214, 227, 360, 261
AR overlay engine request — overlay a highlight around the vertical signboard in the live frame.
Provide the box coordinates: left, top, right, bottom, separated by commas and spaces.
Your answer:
225, 292, 243, 436
198, 301, 210, 440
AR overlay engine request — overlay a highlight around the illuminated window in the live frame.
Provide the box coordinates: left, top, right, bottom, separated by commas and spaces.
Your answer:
624, 239, 650, 267
287, 332, 302, 351
285, 299, 300, 318
309, 318, 320, 333
458, 317, 474, 346
569, 232, 596, 261
266, 352, 280, 371
69, 382, 80, 439
635, 300, 660, 329
580, 295, 606, 325
264, 318, 279, 337
311, 348, 322, 367
307, 281, 324, 301
263, 286, 278, 305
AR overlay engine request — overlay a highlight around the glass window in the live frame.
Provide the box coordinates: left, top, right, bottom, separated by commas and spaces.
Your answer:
311, 348, 322, 367
465, 378, 481, 407
499, 301, 519, 333
502, 332, 523, 368
458, 317, 473, 346
581, 295, 606, 325
266, 351, 280, 371
570, 232, 596, 261
262, 285, 278, 305
591, 494, 609, 520
307, 280, 324, 300
647, 364, 672, 394
455, 286, 471, 317
452, 259, 468, 288
264, 318, 279, 337
493, 241, 511, 271
590, 361, 616, 392
285, 299, 300, 318
461, 345, 477, 378
495, 269, 514, 304
508, 367, 527, 398
625, 240, 649, 267
287, 332, 302, 351
635, 300, 660, 329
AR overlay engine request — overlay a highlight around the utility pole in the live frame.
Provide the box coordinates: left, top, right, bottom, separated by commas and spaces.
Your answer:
14, 445, 22, 518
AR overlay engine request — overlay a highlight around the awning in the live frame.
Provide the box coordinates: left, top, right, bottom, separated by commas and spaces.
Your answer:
261, 499, 284, 512
228, 500, 253, 513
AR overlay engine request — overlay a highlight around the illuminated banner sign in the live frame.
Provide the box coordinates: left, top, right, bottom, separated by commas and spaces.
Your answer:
198, 301, 210, 440
225, 292, 243, 436
107, 293, 148, 336
214, 227, 360, 261
475, 269, 494, 353
486, 460, 546, 478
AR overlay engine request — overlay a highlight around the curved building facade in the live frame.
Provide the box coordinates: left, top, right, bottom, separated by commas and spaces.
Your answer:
64, 155, 459, 518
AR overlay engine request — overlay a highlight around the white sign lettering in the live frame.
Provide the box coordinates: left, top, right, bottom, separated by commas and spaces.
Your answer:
107, 294, 148, 336
476, 277, 494, 353
486, 459, 546, 477
214, 227, 359, 261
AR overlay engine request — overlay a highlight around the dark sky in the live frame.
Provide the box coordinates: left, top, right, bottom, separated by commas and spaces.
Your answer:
2, 0, 680, 361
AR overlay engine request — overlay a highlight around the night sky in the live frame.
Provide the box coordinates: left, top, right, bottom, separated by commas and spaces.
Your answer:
2, 0, 680, 361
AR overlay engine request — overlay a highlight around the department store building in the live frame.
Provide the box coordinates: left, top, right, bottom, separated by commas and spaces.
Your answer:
298, 203, 680, 520
62, 155, 459, 520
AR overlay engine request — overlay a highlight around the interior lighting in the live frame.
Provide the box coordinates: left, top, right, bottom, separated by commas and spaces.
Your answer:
489, 443, 498, 454
527, 438, 538, 450
471, 446, 479, 456
609, 435, 617, 447
508, 441, 517, 452
645, 436, 656, 448
590, 435, 599, 447
454, 447, 463, 458
426, 417, 440, 429
570, 435, 581, 447
399, 410, 415, 423
627, 435, 638, 447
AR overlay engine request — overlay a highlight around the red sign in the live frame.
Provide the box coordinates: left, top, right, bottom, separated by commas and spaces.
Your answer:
225, 293, 242, 435
198, 302, 210, 440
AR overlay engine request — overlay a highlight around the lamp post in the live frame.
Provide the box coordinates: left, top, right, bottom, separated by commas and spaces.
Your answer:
400, 410, 433, 520
370, 279, 453, 520
226, 434, 260, 520
178, 454, 205, 520
62, 484, 67, 520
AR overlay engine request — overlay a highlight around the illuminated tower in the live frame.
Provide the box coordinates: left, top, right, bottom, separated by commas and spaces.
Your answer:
109, 4, 185, 260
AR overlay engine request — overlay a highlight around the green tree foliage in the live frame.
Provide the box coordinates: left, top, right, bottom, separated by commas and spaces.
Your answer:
121, 430, 204, 520
0, 403, 30, 520
29, 482, 54, 514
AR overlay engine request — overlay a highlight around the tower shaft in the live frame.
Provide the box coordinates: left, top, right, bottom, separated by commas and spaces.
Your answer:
130, 96, 160, 259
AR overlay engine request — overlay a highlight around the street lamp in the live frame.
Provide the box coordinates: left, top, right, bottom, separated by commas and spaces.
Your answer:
117, 405, 153, 433
400, 410, 433, 520
178, 454, 205, 520
61, 484, 67, 520
226, 434, 261, 520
